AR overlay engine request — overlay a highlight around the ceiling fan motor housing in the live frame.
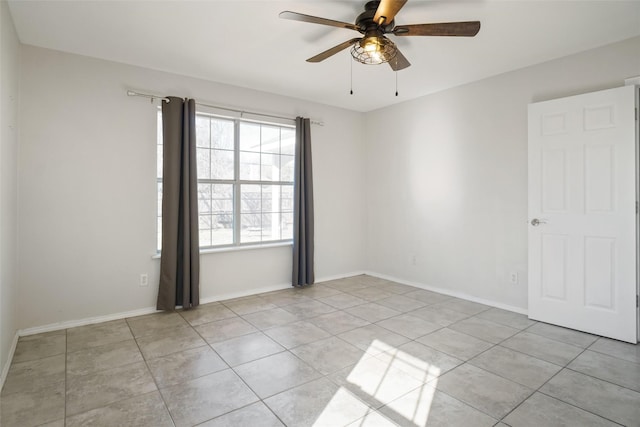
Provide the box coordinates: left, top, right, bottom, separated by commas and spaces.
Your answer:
357, 1, 395, 33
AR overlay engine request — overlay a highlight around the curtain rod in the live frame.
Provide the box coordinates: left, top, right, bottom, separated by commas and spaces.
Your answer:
127, 90, 324, 126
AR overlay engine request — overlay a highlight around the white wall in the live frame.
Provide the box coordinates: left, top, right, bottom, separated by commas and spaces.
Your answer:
0, 0, 20, 375
15, 33, 640, 331
365, 36, 640, 311
17, 46, 366, 330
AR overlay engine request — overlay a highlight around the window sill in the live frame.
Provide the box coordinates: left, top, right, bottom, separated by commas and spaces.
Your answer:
151, 241, 292, 259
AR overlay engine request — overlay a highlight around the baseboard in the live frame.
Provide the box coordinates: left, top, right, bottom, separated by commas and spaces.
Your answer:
315, 270, 368, 284
200, 282, 293, 304
199, 270, 368, 304
364, 270, 528, 316
19, 306, 160, 337
1, 331, 19, 391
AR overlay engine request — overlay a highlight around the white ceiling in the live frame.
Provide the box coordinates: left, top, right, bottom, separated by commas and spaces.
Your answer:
8, 0, 640, 112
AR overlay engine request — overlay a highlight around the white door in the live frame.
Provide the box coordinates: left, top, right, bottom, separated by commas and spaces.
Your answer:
528, 85, 638, 343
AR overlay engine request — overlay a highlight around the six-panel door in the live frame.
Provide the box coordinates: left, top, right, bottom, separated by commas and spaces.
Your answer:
528, 85, 637, 343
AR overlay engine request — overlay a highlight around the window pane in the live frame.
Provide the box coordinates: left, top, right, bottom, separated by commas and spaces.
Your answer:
157, 182, 163, 216
211, 214, 233, 245
157, 144, 163, 179
261, 125, 280, 154
210, 149, 234, 180
281, 212, 293, 240
241, 214, 261, 243
280, 155, 294, 182
240, 151, 260, 181
197, 148, 211, 179
199, 215, 212, 230
262, 212, 280, 241
261, 185, 274, 212
261, 153, 279, 181
240, 122, 260, 152
211, 119, 234, 150
199, 229, 212, 247
157, 217, 163, 252
198, 183, 212, 214
241, 184, 261, 214
200, 183, 233, 215
157, 111, 164, 179
196, 116, 210, 148
200, 184, 234, 247
213, 198, 233, 214
213, 212, 234, 230
281, 128, 295, 155
281, 185, 293, 212
211, 184, 233, 215
198, 183, 212, 200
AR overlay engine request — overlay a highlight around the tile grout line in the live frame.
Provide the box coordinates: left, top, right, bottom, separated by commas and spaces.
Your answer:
310, 289, 501, 424
124, 314, 178, 427
64, 328, 68, 427
61, 324, 168, 424
377, 305, 539, 422
191, 284, 413, 425
582, 342, 640, 366
456, 317, 583, 423
419, 331, 513, 423
374, 309, 561, 424
498, 340, 625, 426
181, 308, 291, 426
394, 311, 550, 424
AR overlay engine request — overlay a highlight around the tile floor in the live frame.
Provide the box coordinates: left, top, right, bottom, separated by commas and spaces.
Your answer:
2, 275, 640, 427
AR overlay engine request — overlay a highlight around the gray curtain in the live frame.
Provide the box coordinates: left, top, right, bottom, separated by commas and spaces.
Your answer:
292, 117, 315, 286
157, 97, 200, 310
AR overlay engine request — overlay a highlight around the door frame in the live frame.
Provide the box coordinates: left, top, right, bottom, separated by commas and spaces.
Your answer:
635, 85, 639, 342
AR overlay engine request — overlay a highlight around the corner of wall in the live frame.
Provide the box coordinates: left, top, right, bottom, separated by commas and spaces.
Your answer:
0, 0, 21, 380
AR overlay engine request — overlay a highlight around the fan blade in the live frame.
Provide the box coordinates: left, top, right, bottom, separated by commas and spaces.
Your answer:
307, 38, 361, 63
374, 0, 408, 26
279, 11, 360, 32
394, 21, 481, 37
388, 48, 411, 71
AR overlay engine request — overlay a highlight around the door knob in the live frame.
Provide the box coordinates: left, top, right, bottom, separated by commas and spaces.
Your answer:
531, 218, 547, 226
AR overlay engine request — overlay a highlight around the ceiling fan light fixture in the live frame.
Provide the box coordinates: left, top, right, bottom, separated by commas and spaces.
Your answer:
281, 0, 481, 71
351, 35, 397, 65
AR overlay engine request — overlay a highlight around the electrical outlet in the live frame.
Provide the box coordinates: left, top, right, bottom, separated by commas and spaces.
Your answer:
509, 272, 518, 285
140, 273, 149, 287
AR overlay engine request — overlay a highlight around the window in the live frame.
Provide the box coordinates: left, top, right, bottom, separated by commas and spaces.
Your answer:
157, 111, 295, 251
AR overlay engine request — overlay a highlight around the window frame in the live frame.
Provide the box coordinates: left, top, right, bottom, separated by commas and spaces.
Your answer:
157, 109, 296, 252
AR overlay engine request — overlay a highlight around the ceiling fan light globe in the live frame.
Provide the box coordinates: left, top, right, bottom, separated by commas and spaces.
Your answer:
364, 42, 379, 53
351, 36, 397, 65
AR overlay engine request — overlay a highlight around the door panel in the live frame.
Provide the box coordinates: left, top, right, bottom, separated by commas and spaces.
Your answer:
540, 234, 568, 301
528, 85, 637, 343
583, 236, 615, 310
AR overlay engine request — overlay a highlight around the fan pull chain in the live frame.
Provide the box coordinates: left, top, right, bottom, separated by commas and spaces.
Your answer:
350, 58, 354, 95
395, 61, 399, 97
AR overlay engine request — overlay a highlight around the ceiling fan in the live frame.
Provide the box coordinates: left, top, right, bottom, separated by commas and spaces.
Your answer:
280, 0, 481, 71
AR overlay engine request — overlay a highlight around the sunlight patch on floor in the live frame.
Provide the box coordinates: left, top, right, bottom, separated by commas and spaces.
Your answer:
377, 346, 442, 383
312, 387, 371, 427
313, 339, 441, 426
384, 385, 438, 426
